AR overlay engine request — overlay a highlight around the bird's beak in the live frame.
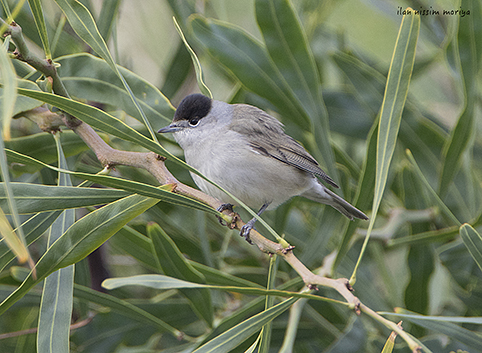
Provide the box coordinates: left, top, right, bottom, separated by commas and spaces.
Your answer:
157, 123, 180, 134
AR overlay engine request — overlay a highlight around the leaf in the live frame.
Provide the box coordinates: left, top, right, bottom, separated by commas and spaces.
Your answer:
258, 255, 278, 352
387, 309, 482, 352
406, 149, 461, 226
73, 284, 184, 339
0, 207, 28, 263
439, 0, 482, 198
0, 34, 16, 140
15, 88, 164, 153
110, 226, 266, 288
255, 0, 320, 123
54, 0, 158, 140
173, 17, 212, 98
56, 53, 175, 128
192, 297, 298, 353
0, 43, 30, 265
460, 223, 482, 273
351, 9, 420, 284
38, 135, 75, 352
5, 131, 93, 175
0, 183, 131, 214
102, 274, 347, 305
0, 79, 44, 117
334, 120, 377, 269
0, 211, 62, 273
7, 148, 217, 215
27, 0, 51, 59
13, 88, 221, 186
148, 223, 213, 326
0, 193, 160, 315
96, 0, 121, 41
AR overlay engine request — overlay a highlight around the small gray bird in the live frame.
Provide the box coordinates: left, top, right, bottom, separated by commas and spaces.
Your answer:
158, 94, 368, 242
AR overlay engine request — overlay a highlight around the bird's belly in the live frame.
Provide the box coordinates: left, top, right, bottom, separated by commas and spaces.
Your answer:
188, 149, 313, 210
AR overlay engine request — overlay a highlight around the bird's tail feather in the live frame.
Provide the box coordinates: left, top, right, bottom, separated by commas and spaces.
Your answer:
303, 184, 368, 221
324, 188, 368, 220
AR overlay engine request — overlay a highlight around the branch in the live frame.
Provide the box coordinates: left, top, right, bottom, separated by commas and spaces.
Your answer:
5, 20, 420, 351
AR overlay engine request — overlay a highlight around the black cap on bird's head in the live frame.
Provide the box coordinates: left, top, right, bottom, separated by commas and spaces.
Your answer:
158, 94, 212, 134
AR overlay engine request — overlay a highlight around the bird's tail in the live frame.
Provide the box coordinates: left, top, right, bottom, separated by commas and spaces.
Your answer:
303, 183, 368, 221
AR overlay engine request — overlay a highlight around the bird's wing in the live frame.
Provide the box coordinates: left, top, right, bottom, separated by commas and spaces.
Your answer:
230, 106, 339, 188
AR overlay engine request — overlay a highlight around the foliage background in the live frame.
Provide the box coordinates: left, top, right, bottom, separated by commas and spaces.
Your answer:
0, 0, 481, 352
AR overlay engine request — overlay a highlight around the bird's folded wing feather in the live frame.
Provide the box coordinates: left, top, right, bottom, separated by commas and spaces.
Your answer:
230, 106, 339, 188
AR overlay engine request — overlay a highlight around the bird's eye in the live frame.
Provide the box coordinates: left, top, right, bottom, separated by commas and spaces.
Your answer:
189, 118, 200, 127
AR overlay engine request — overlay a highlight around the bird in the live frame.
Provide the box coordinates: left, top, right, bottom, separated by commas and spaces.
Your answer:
158, 93, 368, 243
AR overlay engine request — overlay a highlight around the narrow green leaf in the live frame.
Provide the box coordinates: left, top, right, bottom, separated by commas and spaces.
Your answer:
255, 0, 321, 123
439, 0, 481, 198
381, 331, 396, 353
0, 207, 27, 263
192, 297, 298, 353
148, 223, 213, 326
351, 9, 420, 284
244, 335, 260, 353
0, 79, 43, 118
0, 183, 130, 214
57, 53, 174, 127
406, 149, 461, 226
73, 284, 185, 339
5, 131, 93, 175
96, 0, 121, 41
0, 40, 29, 265
334, 120, 377, 269
37, 135, 75, 353
0, 28, 17, 142
54, 0, 158, 141
102, 274, 348, 305
6, 148, 217, 214
460, 223, 482, 272
15, 88, 165, 154
173, 17, 212, 98
111, 227, 266, 288
27, 0, 51, 59
0, 211, 62, 273
258, 255, 278, 352
0, 193, 159, 315
387, 309, 482, 352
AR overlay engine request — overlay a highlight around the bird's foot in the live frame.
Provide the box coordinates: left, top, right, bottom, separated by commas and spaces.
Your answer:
240, 221, 255, 245
216, 203, 234, 226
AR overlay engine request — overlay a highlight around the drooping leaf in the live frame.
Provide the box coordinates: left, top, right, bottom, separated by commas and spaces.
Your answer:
0, 193, 160, 315
37, 135, 74, 353
148, 223, 213, 326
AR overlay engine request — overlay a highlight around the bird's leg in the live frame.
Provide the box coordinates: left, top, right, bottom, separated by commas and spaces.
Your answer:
240, 202, 270, 244
216, 203, 234, 226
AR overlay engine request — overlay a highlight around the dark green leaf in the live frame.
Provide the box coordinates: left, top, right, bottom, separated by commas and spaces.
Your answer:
148, 223, 213, 326
0, 183, 130, 214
